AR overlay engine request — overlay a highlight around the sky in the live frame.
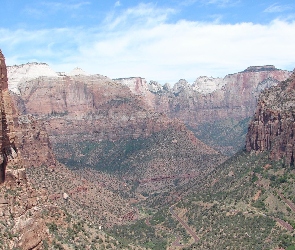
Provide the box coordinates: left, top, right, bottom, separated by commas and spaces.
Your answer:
1, 0, 295, 84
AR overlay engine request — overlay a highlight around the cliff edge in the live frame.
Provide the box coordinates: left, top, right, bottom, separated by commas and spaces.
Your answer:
246, 69, 295, 165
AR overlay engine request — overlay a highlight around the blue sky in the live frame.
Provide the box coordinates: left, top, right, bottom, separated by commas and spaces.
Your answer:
1, 0, 295, 83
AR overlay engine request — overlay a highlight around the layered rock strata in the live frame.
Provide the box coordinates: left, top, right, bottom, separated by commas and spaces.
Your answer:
118, 67, 291, 127
0, 50, 22, 184
15, 75, 187, 143
246, 70, 295, 165
10, 70, 224, 194
116, 67, 291, 155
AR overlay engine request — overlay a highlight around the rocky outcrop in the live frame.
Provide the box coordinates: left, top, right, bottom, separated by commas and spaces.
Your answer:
119, 66, 291, 155
0, 50, 57, 249
15, 115, 56, 168
0, 50, 23, 184
246, 70, 295, 165
14, 75, 186, 143
7, 62, 59, 94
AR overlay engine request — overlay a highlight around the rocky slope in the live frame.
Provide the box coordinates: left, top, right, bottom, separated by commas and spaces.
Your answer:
246, 69, 295, 165
1, 51, 146, 250
114, 70, 295, 250
0, 50, 67, 249
116, 66, 291, 155
0, 49, 23, 184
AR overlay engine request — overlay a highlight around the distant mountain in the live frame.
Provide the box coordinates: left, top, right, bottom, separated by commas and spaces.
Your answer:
116, 66, 291, 155
7, 62, 58, 94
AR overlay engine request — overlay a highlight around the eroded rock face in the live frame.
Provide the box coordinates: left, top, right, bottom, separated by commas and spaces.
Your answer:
0, 50, 55, 249
0, 50, 23, 184
246, 70, 295, 165
14, 75, 186, 144
115, 67, 291, 127
10, 70, 225, 194
15, 114, 57, 168
119, 67, 291, 155
154, 67, 290, 126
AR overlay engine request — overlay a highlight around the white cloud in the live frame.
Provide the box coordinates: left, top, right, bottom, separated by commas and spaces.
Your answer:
181, 0, 240, 7
41, 1, 91, 10
115, 1, 121, 8
264, 3, 292, 13
103, 3, 175, 30
24, 1, 91, 18
2, 4, 295, 84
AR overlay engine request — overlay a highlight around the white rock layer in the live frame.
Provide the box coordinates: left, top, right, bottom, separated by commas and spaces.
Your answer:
67, 67, 88, 76
7, 63, 59, 94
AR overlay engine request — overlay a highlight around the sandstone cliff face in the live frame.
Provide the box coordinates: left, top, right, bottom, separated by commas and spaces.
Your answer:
15, 114, 56, 168
10, 68, 225, 196
15, 75, 188, 143
122, 66, 291, 127
118, 67, 291, 155
0, 50, 23, 184
246, 70, 295, 165
0, 50, 59, 250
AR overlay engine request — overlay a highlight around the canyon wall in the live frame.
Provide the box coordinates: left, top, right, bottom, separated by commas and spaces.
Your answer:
9, 68, 225, 190
246, 70, 295, 165
0, 50, 23, 184
116, 66, 291, 155
118, 66, 291, 128
15, 75, 186, 143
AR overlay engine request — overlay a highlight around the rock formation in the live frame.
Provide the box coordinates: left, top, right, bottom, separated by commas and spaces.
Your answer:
126, 66, 291, 126
0, 50, 22, 184
117, 66, 291, 155
7, 62, 59, 94
1, 50, 132, 250
9, 68, 225, 196
246, 69, 295, 165
0, 50, 54, 249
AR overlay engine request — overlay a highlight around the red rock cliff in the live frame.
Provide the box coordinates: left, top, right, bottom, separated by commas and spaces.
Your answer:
246, 70, 295, 165
0, 50, 22, 183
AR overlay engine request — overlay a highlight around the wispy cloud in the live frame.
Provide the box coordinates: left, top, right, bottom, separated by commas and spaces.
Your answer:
24, 1, 91, 18
2, 4, 295, 84
104, 3, 175, 30
181, 0, 240, 7
41, 1, 91, 10
114, 1, 121, 8
264, 3, 292, 13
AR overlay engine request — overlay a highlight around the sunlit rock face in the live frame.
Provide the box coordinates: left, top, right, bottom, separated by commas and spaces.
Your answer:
246, 69, 295, 165
115, 67, 290, 127
7, 62, 59, 94
118, 66, 291, 155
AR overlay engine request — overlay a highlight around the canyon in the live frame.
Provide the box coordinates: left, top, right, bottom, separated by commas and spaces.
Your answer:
2, 55, 295, 249
9, 71, 225, 197
115, 66, 291, 155
8, 63, 291, 156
